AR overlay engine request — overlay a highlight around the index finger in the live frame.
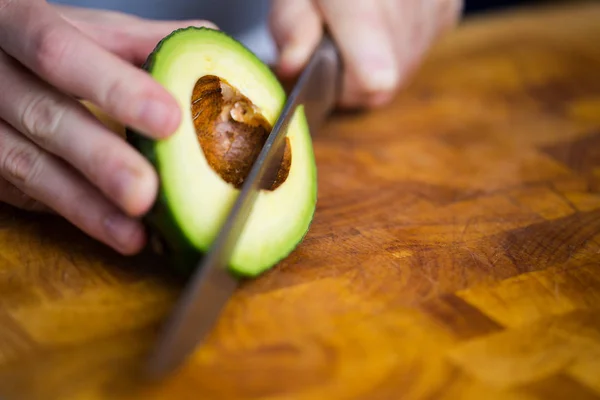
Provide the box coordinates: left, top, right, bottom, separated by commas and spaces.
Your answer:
0, 1, 205, 138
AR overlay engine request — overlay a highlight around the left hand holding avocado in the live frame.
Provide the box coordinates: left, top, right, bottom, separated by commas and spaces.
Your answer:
0, 2, 216, 255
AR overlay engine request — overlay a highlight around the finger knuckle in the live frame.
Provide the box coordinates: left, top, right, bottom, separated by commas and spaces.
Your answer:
32, 25, 72, 77
0, 0, 14, 14
20, 95, 67, 149
1, 142, 45, 186
0, 0, 13, 15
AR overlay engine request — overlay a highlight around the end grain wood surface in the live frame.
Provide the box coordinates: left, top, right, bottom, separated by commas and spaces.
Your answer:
1, 1, 600, 399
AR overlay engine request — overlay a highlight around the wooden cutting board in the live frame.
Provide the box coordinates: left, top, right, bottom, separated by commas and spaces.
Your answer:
1, 1, 600, 399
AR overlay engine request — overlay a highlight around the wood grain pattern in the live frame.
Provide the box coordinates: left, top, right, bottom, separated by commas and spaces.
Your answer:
1, 1, 600, 399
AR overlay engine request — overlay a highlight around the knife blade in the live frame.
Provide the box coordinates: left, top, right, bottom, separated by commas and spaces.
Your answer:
144, 32, 342, 379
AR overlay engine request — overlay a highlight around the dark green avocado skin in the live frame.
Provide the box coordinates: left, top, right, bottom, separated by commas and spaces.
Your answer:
126, 127, 201, 278
125, 28, 205, 277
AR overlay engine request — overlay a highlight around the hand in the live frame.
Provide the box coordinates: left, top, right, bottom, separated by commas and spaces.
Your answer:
269, 0, 463, 108
0, 1, 216, 255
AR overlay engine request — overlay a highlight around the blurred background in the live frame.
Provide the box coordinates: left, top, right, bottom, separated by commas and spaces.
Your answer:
463, 0, 558, 13
50, 0, 570, 64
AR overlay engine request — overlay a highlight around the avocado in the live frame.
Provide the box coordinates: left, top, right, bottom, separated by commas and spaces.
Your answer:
125, 27, 317, 278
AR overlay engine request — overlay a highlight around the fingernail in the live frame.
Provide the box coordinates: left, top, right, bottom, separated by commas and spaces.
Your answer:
280, 45, 308, 73
114, 165, 157, 217
104, 212, 144, 254
138, 99, 181, 137
366, 66, 399, 93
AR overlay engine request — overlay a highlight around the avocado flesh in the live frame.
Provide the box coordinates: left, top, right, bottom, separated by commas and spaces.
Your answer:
126, 27, 317, 277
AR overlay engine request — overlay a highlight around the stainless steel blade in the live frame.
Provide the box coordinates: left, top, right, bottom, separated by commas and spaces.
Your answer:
144, 33, 342, 379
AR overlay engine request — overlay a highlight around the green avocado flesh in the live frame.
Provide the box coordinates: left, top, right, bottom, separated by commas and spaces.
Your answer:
126, 27, 317, 277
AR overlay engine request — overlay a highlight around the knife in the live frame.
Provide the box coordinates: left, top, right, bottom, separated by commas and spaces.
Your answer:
144, 32, 342, 379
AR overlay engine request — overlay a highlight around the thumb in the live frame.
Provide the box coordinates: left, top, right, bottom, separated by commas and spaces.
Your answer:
56, 5, 218, 66
269, 0, 323, 78
115, 19, 220, 65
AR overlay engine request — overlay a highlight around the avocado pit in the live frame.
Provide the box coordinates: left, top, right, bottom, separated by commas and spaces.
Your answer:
191, 75, 291, 190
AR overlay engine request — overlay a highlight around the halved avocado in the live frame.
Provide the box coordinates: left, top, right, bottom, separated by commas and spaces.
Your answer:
126, 27, 317, 278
